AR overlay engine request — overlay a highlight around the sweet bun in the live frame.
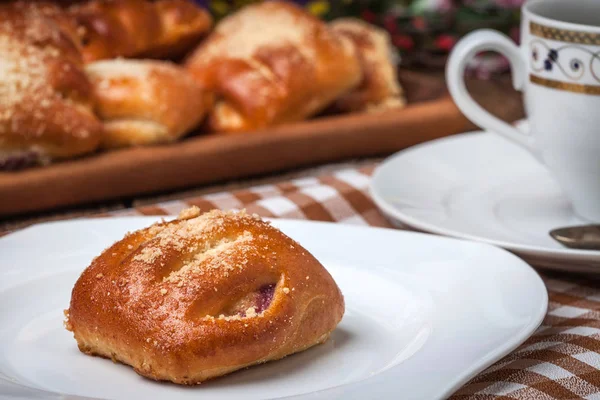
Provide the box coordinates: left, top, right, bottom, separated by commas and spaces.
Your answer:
86, 59, 211, 148
66, 208, 344, 384
185, 1, 362, 133
330, 18, 406, 113
0, 2, 103, 170
68, 0, 213, 63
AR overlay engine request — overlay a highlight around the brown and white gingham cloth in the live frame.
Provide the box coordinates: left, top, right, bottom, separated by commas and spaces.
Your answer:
103, 165, 600, 399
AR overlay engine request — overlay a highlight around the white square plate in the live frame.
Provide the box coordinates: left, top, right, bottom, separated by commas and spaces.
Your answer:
0, 218, 547, 400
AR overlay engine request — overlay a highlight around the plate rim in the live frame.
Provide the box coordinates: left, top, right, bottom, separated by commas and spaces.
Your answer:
0, 217, 548, 400
369, 131, 600, 269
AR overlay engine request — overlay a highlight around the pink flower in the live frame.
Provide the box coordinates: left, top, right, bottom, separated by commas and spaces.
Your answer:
494, 0, 525, 8
412, 16, 427, 31
361, 10, 377, 23
383, 15, 398, 34
438, 0, 454, 12
392, 34, 415, 51
435, 34, 456, 51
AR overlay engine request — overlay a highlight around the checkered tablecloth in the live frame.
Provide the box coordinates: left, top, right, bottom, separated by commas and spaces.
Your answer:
94, 165, 600, 398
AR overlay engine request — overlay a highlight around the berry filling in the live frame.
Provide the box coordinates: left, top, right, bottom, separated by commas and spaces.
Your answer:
223, 283, 277, 318
0, 151, 42, 171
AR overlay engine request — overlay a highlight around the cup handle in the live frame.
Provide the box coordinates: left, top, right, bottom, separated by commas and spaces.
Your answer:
446, 29, 538, 157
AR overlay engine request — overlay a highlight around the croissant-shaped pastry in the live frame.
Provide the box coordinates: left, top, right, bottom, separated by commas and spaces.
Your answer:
0, 2, 103, 170
184, 1, 362, 133
68, 0, 213, 63
330, 18, 406, 113
65, 208, 345, 384
86, 59, 211, 148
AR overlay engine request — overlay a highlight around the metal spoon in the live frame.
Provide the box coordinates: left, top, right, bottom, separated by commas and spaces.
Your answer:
550, 225, 600, 250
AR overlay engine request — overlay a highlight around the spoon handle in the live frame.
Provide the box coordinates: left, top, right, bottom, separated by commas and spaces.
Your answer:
550, 225, 600, 250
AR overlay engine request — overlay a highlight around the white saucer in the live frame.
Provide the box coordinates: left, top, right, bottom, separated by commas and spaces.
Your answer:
370, 130, 600, 273
0, 217, 546, 400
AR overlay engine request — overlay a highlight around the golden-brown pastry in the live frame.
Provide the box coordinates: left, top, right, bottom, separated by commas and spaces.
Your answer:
16, 1, 82, 46
330, 18, 405, 113
65, 208, 344, 384
184, 1, 362, 133
86, 59, 211, 148
0, 2, 103, 170
68, 0, 213, 63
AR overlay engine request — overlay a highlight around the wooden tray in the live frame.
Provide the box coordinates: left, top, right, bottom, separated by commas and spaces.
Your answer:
0, 72, 523, 217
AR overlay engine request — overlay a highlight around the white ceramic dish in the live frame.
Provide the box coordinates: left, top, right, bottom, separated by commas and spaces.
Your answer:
370, 130, 600, 273
0, 217, 547, 400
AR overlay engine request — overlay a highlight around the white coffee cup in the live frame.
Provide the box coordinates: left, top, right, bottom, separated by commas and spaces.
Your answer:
447, 0, 600, 222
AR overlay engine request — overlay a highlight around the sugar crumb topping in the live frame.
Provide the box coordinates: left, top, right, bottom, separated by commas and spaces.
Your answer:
0, 35, 51, 122
133, 246, 163, 264
200, 2, 320, 63
177, 205, 201, 220
0, 6, 92, 138
202, 307, 265, 322
63, 309, 73, 331
162, 226, 255, 285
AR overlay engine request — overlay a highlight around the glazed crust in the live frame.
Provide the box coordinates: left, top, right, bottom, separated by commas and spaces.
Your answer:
0, 2, 103, 168
184, 1, 362, 133
86, 59, 211, 148
330, 18, 406, 113
66, 208, 344, 384
68, 0, 213, 63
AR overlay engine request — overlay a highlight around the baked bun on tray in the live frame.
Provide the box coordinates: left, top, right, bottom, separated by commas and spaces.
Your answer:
0, 2, 103, 170
86, 59, 211, 148
184, 1, 361, 133
330, 18, 406, 113
68, 0, 213, 63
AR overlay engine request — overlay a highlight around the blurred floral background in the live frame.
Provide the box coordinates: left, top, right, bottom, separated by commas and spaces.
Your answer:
192, 0, 525, 78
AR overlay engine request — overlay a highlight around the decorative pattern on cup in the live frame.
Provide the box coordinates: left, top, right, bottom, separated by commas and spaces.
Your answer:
530, 41, 594, 80
530, 22, 600, 45
529, 22, 600, 94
